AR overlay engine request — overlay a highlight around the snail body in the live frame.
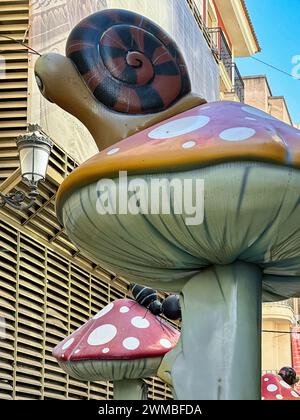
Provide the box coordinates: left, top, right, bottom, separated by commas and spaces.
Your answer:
34, 9, 205, 150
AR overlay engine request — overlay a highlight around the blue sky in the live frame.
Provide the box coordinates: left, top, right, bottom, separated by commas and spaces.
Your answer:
236, 0, 300, 123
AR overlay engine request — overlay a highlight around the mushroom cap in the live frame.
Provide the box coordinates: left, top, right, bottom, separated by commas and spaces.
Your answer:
56, 100, 300, 215
262, 374, 300, 400
53, 299, 179, 362
56, 101, 300, 300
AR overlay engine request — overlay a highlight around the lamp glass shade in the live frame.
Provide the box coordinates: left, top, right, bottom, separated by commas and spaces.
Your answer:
17, 130, 52, 184
19, 145, 50, 183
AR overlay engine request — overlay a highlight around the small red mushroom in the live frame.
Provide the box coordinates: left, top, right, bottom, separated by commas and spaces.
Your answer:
262, 373, 300, 400
53, 298, 179, 400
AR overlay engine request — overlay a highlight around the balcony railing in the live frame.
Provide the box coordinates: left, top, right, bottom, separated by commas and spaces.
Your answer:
208, 27, 233, 79
232, 63, 245, 102
264, 299, 295, 312
208, 27, 245, 102
185, 1, 245, 102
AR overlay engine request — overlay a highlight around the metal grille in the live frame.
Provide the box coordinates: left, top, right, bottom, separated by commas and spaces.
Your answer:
208, 27, 232, 79
0, 219, 173, 400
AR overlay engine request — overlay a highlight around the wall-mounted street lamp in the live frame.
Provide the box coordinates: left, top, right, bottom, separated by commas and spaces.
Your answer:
0, 125, 53, 210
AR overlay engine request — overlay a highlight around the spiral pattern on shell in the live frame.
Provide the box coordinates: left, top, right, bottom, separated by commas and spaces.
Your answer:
66, 9, 191, 114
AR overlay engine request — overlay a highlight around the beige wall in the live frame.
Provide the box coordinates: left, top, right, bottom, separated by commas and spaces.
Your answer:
262, 301, 297, 373
262, 319, 292, 372
243, 76, 293, 125
243, 76, 271, 113
268, 96, 293, 125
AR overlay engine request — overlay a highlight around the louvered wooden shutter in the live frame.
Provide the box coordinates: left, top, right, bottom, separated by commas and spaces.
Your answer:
0, 0, 29, 184
0, 219, 173, 400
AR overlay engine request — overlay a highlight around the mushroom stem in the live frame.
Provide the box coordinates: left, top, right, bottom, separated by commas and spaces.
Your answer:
170, 262, 262, 400
113, 379, 148, 400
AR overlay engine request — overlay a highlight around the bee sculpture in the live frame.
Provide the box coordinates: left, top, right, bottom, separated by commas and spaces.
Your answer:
128, 283, 181, 321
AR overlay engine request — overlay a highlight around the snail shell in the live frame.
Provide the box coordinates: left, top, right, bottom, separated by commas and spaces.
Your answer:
66, 9, 191, 114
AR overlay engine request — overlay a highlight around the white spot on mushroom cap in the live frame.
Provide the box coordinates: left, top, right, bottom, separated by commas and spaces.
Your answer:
219, 127, 256, 142
160, 339, 172, 349
62, 338, 74, 350
93, 302, 114, 319
267, 384, 278, 392
245, 117, 257, 121
276, 394, 283, 400
242, 106, 275, 120
264, 377, 269, 382
148, 116, 210, 140
74, 349, 80, 354
120, 306, 130, 313
102, 348, 110, 354
87, 324, 117, 346
131, 316, 150, 329
123, 337, 140, 350
182, 141, 196, 149
291, 390, 300, 398
280, 380, 291, 389
107, 148, 120, 156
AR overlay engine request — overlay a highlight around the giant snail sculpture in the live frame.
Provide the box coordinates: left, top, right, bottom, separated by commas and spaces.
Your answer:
34, 9, 205, 151
35, 9, 300, 400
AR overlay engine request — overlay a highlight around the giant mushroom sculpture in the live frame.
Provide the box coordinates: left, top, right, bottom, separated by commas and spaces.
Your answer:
55, 100, 300, 400
53, 298, 179, 400
34, 9, 300, 400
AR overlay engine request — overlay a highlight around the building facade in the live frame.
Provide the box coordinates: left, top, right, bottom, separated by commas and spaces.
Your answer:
187, 0, 260, 102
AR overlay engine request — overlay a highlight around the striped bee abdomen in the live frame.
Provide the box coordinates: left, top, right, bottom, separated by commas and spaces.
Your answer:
66, 9, 191, 114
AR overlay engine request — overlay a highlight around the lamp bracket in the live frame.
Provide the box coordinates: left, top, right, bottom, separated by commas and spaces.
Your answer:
0, 184, 39, 211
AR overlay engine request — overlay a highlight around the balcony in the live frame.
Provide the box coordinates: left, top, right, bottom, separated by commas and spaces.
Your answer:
263, 299, 296, 324
265, 299, 295, 311
185, 0, 245, 102
208, 27, 245, 102
208, 27, 233, 78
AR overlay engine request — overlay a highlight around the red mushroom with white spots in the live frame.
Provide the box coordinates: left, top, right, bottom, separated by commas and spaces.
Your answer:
262, 373, 300, 400
53, 298, 179, 400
